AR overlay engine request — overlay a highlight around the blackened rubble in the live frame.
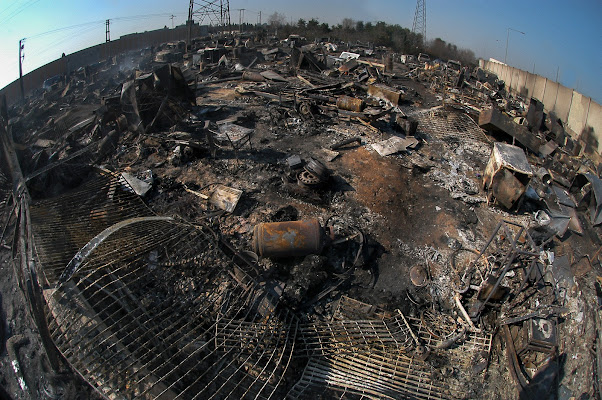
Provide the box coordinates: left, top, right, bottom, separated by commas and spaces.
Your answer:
0, 33, 600, 400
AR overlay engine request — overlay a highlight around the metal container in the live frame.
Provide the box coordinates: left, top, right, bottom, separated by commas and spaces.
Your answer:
336, 96, 365, 112
409, 265, 428, 287
252, 219, 326, 257
242, 71, 265, 82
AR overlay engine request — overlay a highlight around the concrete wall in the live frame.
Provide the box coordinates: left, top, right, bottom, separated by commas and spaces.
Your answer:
567, 91, 590, 137
542, 80, 559, 112
0, 24, 208, 104
554, 85, 573, 122
522, 71, 537, 99
516, 70, 528, 97
482, 59, 601, 158
585, 102, 602, 155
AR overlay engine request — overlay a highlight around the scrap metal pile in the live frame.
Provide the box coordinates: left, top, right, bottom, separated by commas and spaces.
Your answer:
0, 32, 600, 400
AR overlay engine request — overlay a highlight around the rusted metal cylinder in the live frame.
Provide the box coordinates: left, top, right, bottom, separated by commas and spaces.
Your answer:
534, 167, 552, 185
252, 219, 326, 257
242, 71, 265, 82
336, 96, 365, 112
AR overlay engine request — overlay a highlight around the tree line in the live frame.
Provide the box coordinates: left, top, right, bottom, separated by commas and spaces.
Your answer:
264, 13, 476, 66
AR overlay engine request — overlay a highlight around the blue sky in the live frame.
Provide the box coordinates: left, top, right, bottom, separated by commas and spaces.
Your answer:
0, 0, 600, 102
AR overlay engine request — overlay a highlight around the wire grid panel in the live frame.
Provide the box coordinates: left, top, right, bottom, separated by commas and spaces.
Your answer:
289, 350, 458, 400
43, 218, 298, 400
335, 296, 492, 356
30, 168, 152, 285
296, 318, 414, 357
288, 296, 493, 400
409, 108, 488, 142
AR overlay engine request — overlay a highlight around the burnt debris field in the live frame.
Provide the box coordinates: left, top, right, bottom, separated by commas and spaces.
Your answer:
0, 34, 601, 400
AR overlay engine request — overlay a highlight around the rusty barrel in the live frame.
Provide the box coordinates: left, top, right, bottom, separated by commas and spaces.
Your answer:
336, 96, 365, 112
252, 219, 325, 257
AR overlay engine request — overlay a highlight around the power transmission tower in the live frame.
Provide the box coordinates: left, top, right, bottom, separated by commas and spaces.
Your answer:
105, 19, 111, 59
221, 1, 230, 28
187, 0, 231, 43
18, 38, 25, 99
411, 0, 426, 45
170, 14, 175, 29
237, 8, 245, 33
188, 0, 230, 27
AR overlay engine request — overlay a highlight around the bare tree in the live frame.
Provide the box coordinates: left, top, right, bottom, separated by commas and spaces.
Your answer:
268, 12, 286, 28
341, 18, 355, 31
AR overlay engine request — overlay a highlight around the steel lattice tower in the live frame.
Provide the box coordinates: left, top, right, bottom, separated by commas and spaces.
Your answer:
412, 0, 426, 44
188, 0, 231, 27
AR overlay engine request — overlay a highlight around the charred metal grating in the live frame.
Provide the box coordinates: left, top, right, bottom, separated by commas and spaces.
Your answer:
30, 167, 153, 285
42, 218, 297, 399
289, 351, 457, 400
25, 167, 492, 399
22, 168, 296, 399
296, 317, 415, 356
27, 171, 492, 400
288, 296, 492, 400
410, 108, 488, 142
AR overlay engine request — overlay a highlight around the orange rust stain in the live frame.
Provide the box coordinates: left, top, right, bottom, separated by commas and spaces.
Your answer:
339, 147, 460, 248
340, 147, 409, 216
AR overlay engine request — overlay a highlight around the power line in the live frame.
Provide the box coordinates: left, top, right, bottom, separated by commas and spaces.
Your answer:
25, 13, 185, 41
3, 11, 184, 89
111, 12, 184, 23
14, 11, 187, 80
0, 0, 42, 25
26, 20, 106, 40
27, 24, 101, 62
0, 0, 27, 19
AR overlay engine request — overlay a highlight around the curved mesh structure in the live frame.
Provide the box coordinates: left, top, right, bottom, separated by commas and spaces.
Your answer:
29, 169, 297, 399
42, 218, 297, 399
21, 167, 492, 400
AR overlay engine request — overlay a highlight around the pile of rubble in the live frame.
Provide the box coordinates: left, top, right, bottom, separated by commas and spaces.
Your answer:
0, 33, 600, 400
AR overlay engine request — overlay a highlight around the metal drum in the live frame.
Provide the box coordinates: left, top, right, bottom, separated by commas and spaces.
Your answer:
336, 95, 365, 112
252, 219, 326, 257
